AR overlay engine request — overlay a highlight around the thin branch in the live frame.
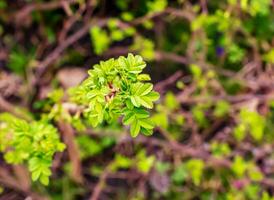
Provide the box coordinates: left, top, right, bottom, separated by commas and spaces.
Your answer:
131, 7, 194, 25
36, 19, 107, 80
0, 167, 48, 200
154, 71, 183, 93
0, 96, 32, 121
89, 163, 113, 200
176, 93, 274, 104
155, 51, 188, 65
57, 120, 83, 184
14, 0, 79, 22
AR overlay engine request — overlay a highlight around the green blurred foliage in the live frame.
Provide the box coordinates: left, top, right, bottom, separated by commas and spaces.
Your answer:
0, 113, 65, 185
0, 0, 273, 199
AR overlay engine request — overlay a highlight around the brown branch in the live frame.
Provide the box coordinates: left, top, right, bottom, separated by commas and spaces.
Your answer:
200, 0, 208, 13
57, 120, 83, 184
36, 19, 107, 80
154, 71, 183, 93
176, 93, 274, 104
89, 163, 113, 200
155, 51, 188, 65
12, 165, 31, 192
0, 167, 47, 200
0, 50, 8, 61
14, 0, 79, 22
58, 0, 96, 44
131, 7, 194, 25
0, 96, 32, 121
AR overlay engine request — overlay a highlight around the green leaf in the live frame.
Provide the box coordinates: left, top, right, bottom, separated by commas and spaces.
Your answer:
42, 168, 52, 176
125, 99, 134, 109
137, 83, 153, 96
152, 113, 168, 129
7, 48, 35, 75
146, 91, 160, 101
147, 0, 167, 13
90, 26, 110, 55
214, 100, 230, 117
138, 96, 154, 109
135, 108, 150, 118
172, 164, 188, 184
31, 169, 41, 181
123, 111, 135, 125
232, 156, 247, 177
29, 157, 40, 171
165, 92, 179, 110
140, 127, 153, 136
139, 119, 154, 129
40, 175, 49, 186
113, 154, 132, 170
130, 96, 141, 107
130, 120, 140, 137
125, 53, 146, 74
233, 124, 246, 141
186, 159, 204, 186
136, 151, 155, 173
130, 84, 159, 109
137, 74, 151, 81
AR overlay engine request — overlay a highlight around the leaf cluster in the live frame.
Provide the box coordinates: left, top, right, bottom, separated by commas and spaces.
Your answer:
70, 53, 159, 137
0, 113, 65, 185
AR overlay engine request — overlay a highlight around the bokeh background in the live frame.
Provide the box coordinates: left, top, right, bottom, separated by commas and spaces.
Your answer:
0, 0, 274, 199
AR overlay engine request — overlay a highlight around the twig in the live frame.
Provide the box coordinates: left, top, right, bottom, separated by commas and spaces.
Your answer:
36, 19, 107, 80
154, 71, 183, 93
58, 0, 95, 43
14, 0, 79, 22
155, 51, 188, 65
131, 7, 194, 25
12, 165, 31, 192
0, 167, 48, 200
176, 93, 274, 104
89, 163, 113, 200
57, 120, 83, 184
200, 0, 208, 13
0, 96, 32, 121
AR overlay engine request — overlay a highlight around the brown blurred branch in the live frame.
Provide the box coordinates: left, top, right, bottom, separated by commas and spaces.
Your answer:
155, 51, 188, 64
57, 120, 83, 184
0, 95, 32, 121
12, 165, 31, 192
0, 166, 48, 200
14, 0, 79, 22
36, 19, 107, 80
154, 70, 183, 93
176, 93, 274, 104
89, 162, 113, 200
131, 7, 194, 25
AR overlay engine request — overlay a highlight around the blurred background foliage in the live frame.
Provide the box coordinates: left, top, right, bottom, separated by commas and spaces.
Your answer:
0, 0, 274, 199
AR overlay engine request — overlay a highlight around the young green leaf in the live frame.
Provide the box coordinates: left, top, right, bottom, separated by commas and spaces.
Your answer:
130, 120, 141, 137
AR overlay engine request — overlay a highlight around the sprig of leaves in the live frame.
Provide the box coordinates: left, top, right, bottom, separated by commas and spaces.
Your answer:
0, 113, 65, 185
70, 53, 159, 137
